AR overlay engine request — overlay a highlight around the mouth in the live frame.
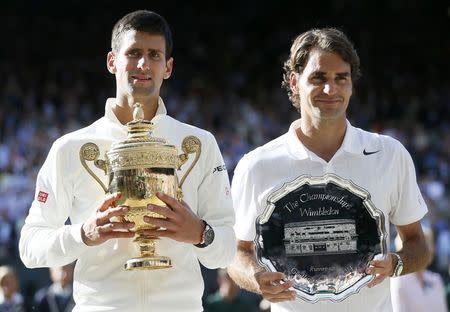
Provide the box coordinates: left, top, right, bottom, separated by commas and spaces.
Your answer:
314, 98, 342, 104
131, 74, 152, 82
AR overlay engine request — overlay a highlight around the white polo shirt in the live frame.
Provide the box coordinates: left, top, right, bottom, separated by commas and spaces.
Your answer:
232, 119, 427, 312
19, 98, 236, 312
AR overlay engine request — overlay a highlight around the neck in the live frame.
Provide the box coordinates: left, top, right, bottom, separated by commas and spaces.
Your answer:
113, 95, 159, 124
297, 116, 347, 162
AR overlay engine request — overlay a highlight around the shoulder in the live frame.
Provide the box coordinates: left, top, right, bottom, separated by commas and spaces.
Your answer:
162, 116, 216, 143
49, 118, 107, 153
162, 115, 218, 152
352, 126, 412, 161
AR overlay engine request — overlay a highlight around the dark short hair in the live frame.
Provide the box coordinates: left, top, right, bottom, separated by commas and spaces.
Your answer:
282, 28, 361, 108
111, 10, 173, 58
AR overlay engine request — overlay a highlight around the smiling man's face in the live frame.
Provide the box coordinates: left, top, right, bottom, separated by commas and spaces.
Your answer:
107, 30, 173, 101
291, 48, 353, 122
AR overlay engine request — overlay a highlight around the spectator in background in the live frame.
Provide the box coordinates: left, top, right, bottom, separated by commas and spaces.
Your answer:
33, 263, 75, 312
447, 263, 450, 311
204, 268, 259, 312
391, 226, 448, 312
0, 265, 26, 312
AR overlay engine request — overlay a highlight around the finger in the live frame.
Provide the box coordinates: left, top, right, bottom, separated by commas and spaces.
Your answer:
260, 280, 294, 295
263, 290, 296, 302
369, 259, 387, 268
97, 231, 135, 240
98, 206, 130, 225
98, 192, 122, 212
141, 228, 174, 239
143, 217, 175, 231
156, 192, 181, 210
256, 271, 286, 283
97, 222, 135, 233
147, 204, 177, 219
366, 274, 387, 288
366, 265, 389, 276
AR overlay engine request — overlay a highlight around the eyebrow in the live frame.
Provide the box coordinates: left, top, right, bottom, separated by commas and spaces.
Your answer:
336, 72, 351, 77
310, 71, 351, 77
127, 47, 164, 54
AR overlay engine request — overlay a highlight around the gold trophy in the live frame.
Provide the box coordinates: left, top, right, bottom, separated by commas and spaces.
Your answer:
79, 103, 201, 271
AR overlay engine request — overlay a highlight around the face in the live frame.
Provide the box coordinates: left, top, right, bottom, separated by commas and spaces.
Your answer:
290, 49, 352, 122
0, 274, 18, 299
107, 30, 173, 101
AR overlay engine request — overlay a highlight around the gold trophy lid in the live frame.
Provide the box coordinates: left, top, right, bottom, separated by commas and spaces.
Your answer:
110, 103, 173, 150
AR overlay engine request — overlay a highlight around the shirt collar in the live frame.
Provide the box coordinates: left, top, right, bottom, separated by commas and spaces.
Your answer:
286, 119, 361, 160
104, 97, 168, 126
340, 120, 361, 155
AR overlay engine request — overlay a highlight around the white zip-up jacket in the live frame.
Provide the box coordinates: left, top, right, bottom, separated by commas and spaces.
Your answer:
19, 98, 236, 312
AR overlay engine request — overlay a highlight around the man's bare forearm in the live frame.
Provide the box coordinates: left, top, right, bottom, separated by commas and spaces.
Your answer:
397, 223, 431, 275
227, 242, 264, 293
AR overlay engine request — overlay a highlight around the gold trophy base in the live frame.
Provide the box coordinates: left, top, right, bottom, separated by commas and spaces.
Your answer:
123, 235, 172, 271
124, 256, 172, 271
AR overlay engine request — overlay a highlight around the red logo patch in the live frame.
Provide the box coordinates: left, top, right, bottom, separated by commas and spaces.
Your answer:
37, 191, 49, 203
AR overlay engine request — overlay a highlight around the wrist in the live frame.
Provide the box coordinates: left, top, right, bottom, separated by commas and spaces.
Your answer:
196, 219, 206, 244
390, 253, 404, 277
194, 220, 215, 248
81, 224, 90, 246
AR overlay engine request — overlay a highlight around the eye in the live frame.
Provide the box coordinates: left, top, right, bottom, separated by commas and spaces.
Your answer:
127, 50, 140, 58
310, 75, 326, 84
149, 50, 161, 60
336, 76, 349, 84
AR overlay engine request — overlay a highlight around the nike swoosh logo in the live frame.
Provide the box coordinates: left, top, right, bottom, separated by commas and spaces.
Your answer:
363, 149, 380, 155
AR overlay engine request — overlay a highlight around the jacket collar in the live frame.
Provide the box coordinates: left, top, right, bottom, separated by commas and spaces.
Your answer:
104, 97, 168, 126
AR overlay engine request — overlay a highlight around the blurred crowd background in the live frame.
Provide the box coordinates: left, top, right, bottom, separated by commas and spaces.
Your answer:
0, 0, 449, 311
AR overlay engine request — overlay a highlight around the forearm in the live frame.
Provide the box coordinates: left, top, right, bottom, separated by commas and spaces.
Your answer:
397, 229, 431, 275
227, 244, 264, 294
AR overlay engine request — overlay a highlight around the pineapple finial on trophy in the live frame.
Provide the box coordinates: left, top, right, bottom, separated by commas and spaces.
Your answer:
133, 102, 145, 121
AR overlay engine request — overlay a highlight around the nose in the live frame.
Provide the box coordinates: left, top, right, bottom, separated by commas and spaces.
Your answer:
137, 56, 150, 70
323, 82, 337, 95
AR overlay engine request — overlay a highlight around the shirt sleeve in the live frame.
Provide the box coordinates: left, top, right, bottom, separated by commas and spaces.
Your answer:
193, 132, 236, 268
389, 141, 428, 225
231, 154, 259, 242
19, 139, 90, 268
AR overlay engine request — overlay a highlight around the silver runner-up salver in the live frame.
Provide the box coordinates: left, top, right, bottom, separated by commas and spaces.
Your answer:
255, 174, 387, 303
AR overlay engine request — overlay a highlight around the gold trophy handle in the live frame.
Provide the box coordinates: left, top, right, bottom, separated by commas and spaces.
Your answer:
79, 142, 108, 193
177, 136, 202, 199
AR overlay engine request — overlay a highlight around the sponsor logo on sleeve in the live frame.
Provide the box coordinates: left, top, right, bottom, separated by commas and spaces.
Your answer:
212, 164, 227, 174
37, 191, 49, 203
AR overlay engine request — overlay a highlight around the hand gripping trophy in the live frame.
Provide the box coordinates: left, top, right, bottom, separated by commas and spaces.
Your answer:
79, 103, 201, 271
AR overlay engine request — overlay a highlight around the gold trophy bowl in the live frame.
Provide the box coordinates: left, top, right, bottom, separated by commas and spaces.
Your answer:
79, 103, 201, 270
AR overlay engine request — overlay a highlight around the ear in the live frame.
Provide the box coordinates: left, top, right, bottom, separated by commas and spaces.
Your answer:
163, 57, 174, 80
289, 72, 299, 95
106, 51, 116, 74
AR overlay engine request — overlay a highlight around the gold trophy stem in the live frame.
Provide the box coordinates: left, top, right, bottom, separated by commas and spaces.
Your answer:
124, 234, 172, 271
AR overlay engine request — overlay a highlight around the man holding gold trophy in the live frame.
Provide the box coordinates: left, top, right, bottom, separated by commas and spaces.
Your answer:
228, 28, 431, 311
19, 10, 235, 311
